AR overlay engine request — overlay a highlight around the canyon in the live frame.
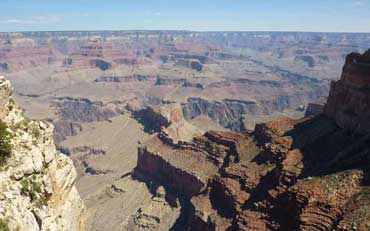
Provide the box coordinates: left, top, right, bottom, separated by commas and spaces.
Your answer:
0, 31, 369, 230
134, 49, 370, 230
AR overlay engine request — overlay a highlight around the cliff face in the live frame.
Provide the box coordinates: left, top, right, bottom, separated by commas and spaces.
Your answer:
0, 76, 85, 231
134, 50, 370, 231
52, 97, 123, 143
325, 49, 370, 133
181, 98, 261, 131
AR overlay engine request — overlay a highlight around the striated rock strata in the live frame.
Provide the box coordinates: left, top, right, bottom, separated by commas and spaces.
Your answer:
181, 98, 262, 131
133, 103, 201, 143
134, 50, 370, 230
0, 76, 85, 231
325, 49, 370, 133
52, 97, 123, 143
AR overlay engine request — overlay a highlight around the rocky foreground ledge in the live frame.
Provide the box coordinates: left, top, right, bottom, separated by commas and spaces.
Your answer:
0, 76, 85, 231
134, 50, 370, 230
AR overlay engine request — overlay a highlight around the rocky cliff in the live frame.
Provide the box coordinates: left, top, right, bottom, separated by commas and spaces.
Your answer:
134, 50, 370, 230
52, 97, 123, 143
181, 98, 261, 131
0, 76, 85, 231
325, 49, 370, 133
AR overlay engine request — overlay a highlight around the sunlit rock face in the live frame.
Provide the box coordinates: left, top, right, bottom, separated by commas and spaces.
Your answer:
0, 76, 85, 231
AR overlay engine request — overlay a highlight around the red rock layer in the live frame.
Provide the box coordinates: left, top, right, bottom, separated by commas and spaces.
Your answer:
134, 50, 370, 231
325, 49, 370, 133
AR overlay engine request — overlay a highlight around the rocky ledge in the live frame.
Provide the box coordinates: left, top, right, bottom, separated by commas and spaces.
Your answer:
0, 76, 85, 231
134, 50, 370, 230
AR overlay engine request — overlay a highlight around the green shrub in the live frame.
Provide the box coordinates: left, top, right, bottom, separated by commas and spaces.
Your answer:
20, 178, 30, 195
13, 118, 31, 131
0, 219, 9, 231
20, 177, 48, 208
0, 121, 12, 166
29, 124, 41, 139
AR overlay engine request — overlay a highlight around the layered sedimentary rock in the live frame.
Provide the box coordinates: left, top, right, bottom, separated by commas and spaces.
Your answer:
155, 77, 187, 86
0, 76, 85, 231
52, 97, 123, 143
133, 103, 201, 143
66, 40, 114, 71
181, 98, 262, 131
134, 50, 370, 231
325, 49, 370, 133
123, 186, 180, 230
2, 31, 370, 231
175, 59, 203, 71
95, 75, 157, 83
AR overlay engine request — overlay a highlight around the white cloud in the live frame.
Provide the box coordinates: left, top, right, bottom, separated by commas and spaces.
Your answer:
0, 16, 61, 25
144, 11, 161, 17
353, 0, 363, 6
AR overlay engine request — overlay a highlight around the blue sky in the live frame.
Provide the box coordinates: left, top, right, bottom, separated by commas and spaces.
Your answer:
0, 0, 369, 32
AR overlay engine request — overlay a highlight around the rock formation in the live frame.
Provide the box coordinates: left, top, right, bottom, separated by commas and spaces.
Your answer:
134, 50, 370, 230
95, 75, 157, 83
0, 76, 85, 231
181, 98, 261, 131
52, 97, 123, 143
325, 49, 370, 133
133, 103, 201, 143
304, 97, 327, 117
123, 186, 180, 231
2, 31, 370, 231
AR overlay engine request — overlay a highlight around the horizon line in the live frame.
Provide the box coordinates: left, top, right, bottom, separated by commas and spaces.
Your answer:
0, 29, 370, 34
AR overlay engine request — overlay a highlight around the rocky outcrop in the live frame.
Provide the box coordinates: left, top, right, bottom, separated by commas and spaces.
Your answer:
52, 97, 123, 143
53, 97, 121, 123
113, 58, 152, 65
182, 81, 204, 89
181, 91, 325, 132
59, 146, 106, 156
304, 97, 326, 117
133, 50, 370, 231
304, 103, 324, 117
181, 98, 262, 131
89, 59, 112, 71
135, 130, 254, 198
136, 142, 212, 198
124, 186, 180, 230
155, 77, 187, 86
95, 74, 157, 83
133, 103, 201, 143
175, 59, 203, 71
207, 79, 282, 88
173, 54, 210, 64
132, 106, 171, 134
0, 76, 85, 231
53, 120, 83, 144
325, 49, 370, 133
136, 114, 370, 231
78, 41, 106, 58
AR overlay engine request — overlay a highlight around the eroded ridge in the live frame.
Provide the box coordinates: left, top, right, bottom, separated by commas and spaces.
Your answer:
134, 50, 370, 231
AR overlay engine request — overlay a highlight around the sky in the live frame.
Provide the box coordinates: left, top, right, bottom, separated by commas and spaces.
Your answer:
0, 0, 369, 32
